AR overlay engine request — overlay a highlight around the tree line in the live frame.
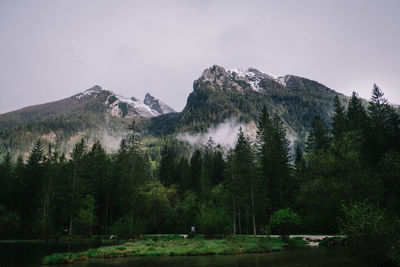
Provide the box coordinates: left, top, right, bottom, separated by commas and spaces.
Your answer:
0, 85, 399, 248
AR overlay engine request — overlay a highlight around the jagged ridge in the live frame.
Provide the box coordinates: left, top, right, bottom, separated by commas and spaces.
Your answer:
74, 86, 175, 118
177, 65, 348, 142
0, 65, 351, 157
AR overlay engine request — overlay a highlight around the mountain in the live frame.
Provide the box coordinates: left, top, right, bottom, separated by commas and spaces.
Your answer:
75, 86, 175, 118
0, 65, 357, 157
0, 86, 175, 157
150, 65, 347, 143
144, 93, 175, 115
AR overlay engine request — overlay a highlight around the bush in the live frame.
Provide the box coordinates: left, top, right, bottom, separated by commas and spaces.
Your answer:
111, 215, 145, 238
339, 201, 400, 264
196, 207, 232, 234
0, 205, 20, 239
269, 208, 302, 240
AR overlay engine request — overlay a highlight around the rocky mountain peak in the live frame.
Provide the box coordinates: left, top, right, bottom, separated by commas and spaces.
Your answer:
86, 85, 103, 92
75, 85, 108, 100
144, 93, 156, 103
201, 65, 228, 80
193, 65, 283, 93
73, 85, 175, 118
144, 93, 175, 115
194, 65, 242, 92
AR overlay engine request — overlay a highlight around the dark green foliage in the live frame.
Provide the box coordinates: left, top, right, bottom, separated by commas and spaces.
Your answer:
331, 95, 347, 140
159, 142, 178, 187
190, 149, 203, 192
111, 215, 144, 238
196, 207, 231, 234
366, 84, 400, 160
294, 143, 305, 170
0, 205, 20, 239
346, 91, 369, 134
1, 85, 400, 266
256, 107, 293, 214
269, 208, 302, 240
307, 115, 329, 151
339, 201, 400, 264
144, 181, 177, 233
174, 191, 197, 232
228, 128, 257, 235
204, 138, 226, 185
380, 151, 400, 212
293, 85, 400, 263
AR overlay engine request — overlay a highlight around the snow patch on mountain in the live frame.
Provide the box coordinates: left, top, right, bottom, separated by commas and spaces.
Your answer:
144, 93, 175, 114
107, 94, 160, 118
76, 85, 103, 99
228, 68, 264, 91
76, 86, 174, 118
276, 76, 288, 87
228, 68, 285, 92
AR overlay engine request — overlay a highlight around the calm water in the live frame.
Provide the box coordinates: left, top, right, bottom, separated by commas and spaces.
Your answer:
0, 242, 369, 267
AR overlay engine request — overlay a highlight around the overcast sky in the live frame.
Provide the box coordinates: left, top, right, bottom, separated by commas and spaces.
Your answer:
0, 0, 399, 114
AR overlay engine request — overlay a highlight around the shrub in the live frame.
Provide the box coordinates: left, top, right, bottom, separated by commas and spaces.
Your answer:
196, 207, 232, 234
269, 208, 302, 240
111, 215, 144, 238
339, 201, 400, 264
0, 205, 20, 239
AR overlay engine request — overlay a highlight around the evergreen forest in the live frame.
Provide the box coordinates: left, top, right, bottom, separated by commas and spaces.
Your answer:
1, 85, 399, 263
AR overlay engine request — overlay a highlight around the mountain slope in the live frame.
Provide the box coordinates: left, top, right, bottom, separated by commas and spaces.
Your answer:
172, 65, 347, 142
0, 65, 355, 157
0, 86, 175, 157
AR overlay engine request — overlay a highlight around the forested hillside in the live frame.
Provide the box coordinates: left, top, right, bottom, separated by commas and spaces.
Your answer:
0, 66, 356, 159
0, 86, 174, 157
179, 66, 347, 134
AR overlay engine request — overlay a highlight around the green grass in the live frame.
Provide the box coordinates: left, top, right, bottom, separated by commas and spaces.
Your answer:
42, 236, 290, 265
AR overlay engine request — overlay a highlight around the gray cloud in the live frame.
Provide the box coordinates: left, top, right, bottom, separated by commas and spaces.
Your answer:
176, 119, 256, 149
0, 0, 399, 114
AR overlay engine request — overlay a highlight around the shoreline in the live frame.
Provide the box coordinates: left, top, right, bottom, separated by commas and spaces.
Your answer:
42, 236, 308, 265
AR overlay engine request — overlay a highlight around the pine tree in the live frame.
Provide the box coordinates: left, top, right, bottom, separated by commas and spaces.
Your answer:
87, 141, 110, 234
177, 156, 191, 193
159, 142, 178, 187
68, 138, 87, 236
224, 149, 237, 235
126, 119, 142, 155
40, 143, 57, 238
294, 143, 305, 172
331, 95, 347, 140
367, 84, 400, 158
0, 152, 13, 208
256, 107, 292, 215
204, 137, 226, 185
28, 139, 44, 166
347, 91, 368, 132
190, 149, 203, 192
233, 127, 256, 235
307, 115, 329, 151
25, 139, 45, 236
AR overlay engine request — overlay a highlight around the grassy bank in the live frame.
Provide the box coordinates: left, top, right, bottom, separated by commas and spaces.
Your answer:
43, 235, 305, 265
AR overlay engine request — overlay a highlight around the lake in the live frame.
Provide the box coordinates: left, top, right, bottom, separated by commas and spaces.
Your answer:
0, 242, 368, 267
